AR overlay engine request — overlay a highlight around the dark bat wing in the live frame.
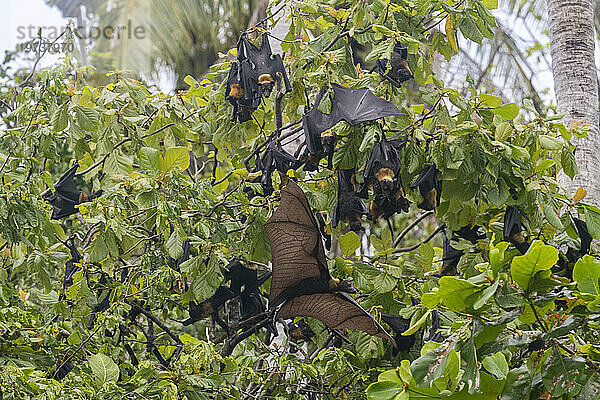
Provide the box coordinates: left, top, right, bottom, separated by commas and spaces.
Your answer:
266, 180, 328, 301
43, 162, 82, 219
330, 83, 403, 124
303, 87, 342, 154
502, 206, 521, 239
279, 292, 395, 344
244, 34, 292, 93
572, 217, 592, 255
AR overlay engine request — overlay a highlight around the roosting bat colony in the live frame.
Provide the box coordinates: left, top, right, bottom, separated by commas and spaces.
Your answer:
42, 31, 592, 358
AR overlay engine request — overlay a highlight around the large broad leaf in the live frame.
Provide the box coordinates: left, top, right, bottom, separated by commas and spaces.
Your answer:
510, 243, 558, 292
166, 229, 184, 259
161, 146, 190, 171
437, 276, 482, 311
139, 147, 161, 173
573, 255, 600, 295
491, 103, 519, 120
482, 352, 508, 380
339, 231, 361, 256
88, 353, 120, 386
365, 381, 406, 400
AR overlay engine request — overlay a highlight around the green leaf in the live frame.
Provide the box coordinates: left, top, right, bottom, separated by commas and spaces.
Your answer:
481, 352, 508, 380
481, 0, 498, 9
75, 105, 99, 131
88, 353, 120, 386
374, 273, 397, 294
539, 135, 562, 150
583, 206, 600, 239
573, 255, 600, 295
166, 229, 184, 259
491, 103, 519, 120
403, 309, 430, 335
339, 231, 361, 256
561, 148, 578, 179
437, 276, 482, 311
366, 381, 404, 400
139, 147, 161, 173
494, 121, 512, 141
510, 242, 558, 292
51, 103, 68, 132
162, 147, 190, 171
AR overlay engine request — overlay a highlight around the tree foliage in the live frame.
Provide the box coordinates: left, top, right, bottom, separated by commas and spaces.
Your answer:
1, 0, 600, 399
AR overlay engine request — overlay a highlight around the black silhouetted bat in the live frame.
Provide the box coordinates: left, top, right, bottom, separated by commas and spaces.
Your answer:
51, 360, 73, 381
288, 319, 315, 341
253, 140, 297, 196
43, 161, 102, 219
225, 33, 291, 122
302, 84, 404, 170
266, 179, 395, 344
376, 43, 413, 88
226, 261, 273, 327
438, 232, 464, 277
87, 273, 111, 330
410, 165, 441, 211
183, 286, 237, 326
381, 313, 415, 355
63, 238, 82, 289
437, 225, 486, 276
357, 135, 410, 219
332, 169, 369, 232
428, 310, 444, 343
453, 225, 486, 243
555, 216, 592, 279
503, 206, 529, 254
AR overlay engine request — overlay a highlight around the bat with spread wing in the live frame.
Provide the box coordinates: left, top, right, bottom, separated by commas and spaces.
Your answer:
265, 179, 395, 345
302, 84, 404, 171
43, 161, 102, 219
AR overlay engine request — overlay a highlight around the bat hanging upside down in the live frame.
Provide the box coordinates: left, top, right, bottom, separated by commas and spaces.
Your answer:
265, 179, 396, 346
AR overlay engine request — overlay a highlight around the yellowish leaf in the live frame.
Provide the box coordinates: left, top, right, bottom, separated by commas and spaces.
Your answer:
19, 288, 30, 301
573, 187, 587, 203
445, 16, 458, 53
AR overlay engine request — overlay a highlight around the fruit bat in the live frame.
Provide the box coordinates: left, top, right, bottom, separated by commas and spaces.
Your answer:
503, 206, 529, 254
182, 286, 237, 326
436, 226, 485, 276
288, 319, 315, 341
225, 260, 273, 329
376, 43, 413, 88
63, 238, 82, 289
87, 273, 111, 330
357, 135, 410, 219
265, 179, 395, 345
43, 161, 102, 219
51, 360, 73, 381
428, 310, 444, 343
410, 165, 441, 211
381, 313, 416, 355
253, 140, 297, 196
225, 33, 292, 123
332, 169, 369, 232
555, 216, 592, 279
302, 84, 404, 170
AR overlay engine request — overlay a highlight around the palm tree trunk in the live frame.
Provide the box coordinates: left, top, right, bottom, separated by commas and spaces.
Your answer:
547, 0, 599, 205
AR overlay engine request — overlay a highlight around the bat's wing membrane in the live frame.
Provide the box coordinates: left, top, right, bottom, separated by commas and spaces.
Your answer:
266, 180, 328, 301
331, 84, 403, 124
279, 292, 395, 344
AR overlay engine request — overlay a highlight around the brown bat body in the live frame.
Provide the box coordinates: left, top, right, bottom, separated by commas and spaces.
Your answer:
266, 180, 395, 345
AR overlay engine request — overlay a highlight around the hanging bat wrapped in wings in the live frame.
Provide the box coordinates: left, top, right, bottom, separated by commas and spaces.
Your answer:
376, 43, 413, 88
302, 83, 404, 171
265, 179, 395, 345
225, 33, 292, 123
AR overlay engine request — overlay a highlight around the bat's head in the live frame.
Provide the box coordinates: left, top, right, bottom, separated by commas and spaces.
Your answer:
395, 59, 413, 83
329, 278, 357, 294
321, 130, 336, 152
374, 167, 395, 195
258, 73, 275, 97
228, 83, 245, 99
